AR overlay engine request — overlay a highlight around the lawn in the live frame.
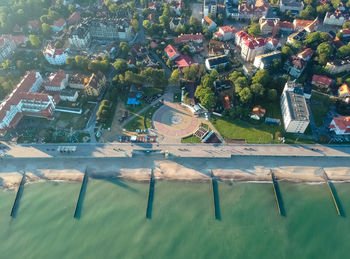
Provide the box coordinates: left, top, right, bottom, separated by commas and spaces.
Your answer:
181, 135, 202, 143
211, 117, 282, 144
124, 104, 161, 132
310, 91, 332, 127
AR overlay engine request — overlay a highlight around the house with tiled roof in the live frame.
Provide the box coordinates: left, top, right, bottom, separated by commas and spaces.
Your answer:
175, 55, 197, 69
68, 11, 81, 25
43, 44, 69, 65
238, 0, 269, 19
202, 16, 217, 31
209, 40, 229, 56
259, 18, 279, 36
324, 8, 349, 26
311, 75, 334, 88
214, 26, 237, 41
0, 71, 59, 135
174, 34, 204, 45
293, 18, 318, 33
330, 116, 350, 135
338, 83, 350, 98
235, 30, 266, 62
84, 72, 106, 96
253, 51, 282, 70
27, 20, 41, 32
279, 21, 294, 33
52, 18, 66, 32
297, 48, 314, 61
164, 44, 180, 61
266, 37, 281, 50
43, 70, 68, 92
342, 28, 350, 38
326, 59, 350, 74
284, 56, 306, 78
1, 35, 28, 46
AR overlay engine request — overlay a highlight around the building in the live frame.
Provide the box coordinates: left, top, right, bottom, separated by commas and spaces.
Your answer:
329, 116, 350, 135
204, 0, 217, 17
293, 18, 318, 32
226, 0, 239, 19
235, 30, 266, 62
324, 9, 349, 26
0, 37, 16, 63
0, 71, 59, 134
259, 17, 279, 36
68, 74, 87, 89
266, 37, 281, 50
297, 48, 313, 61
43, 44, 69, 65
169, 17, 185, 31
280, 81, 310, 133
1, 34, 28, 46
208, 40, 230, 56
164, 44, 180, 61
170, 0, 184, 15
205, 55, 229, 71
68, 23, 91, 49
279, 21, 294, 34
202, 16, 217, 31
60, 89, 79, 102
342, 28, 350, 39
174, 34, 204, 45
213, 26, 237, 41
52, 18, 66, 32
279, 0, 304, 14
284, 56, 306, 78
27, 20, 41, 32
237, 0, 269, 20
251, 106, 266, 120
84, 72, 106, 96
43, 70, 68, 92
253, 51, 282, 70
287, 29, 307, 44
338, 83, 350, 98
175, 55, 197, 69
67, 11, 81, 25
326, 59, 350, 74
311, 74, 334, 88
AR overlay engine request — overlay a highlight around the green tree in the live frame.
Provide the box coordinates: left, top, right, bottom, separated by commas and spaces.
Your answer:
336, 44, 350, 59
229, 71, 243, 83
344, 22, 350, 29
29, 34, 41, 47
316, 4, 330, 18
252, 69, 271, 87
169, 69, 180, 85
248, 23, 260, 37
282, 46, 293, 58
113, 58, 128, 74
238, 87, 252, 103
54, 40, 63, 48
267, 89, 278, 101
42, 23, 52, 37
131, 19, 139, 33
299, 5, 315, 20
195, 85, 216, 109
251, 83, 265, 97
119, 42, 130, 57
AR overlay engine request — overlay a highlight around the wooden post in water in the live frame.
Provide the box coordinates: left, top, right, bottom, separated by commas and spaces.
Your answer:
271, 171, 282, 216
210, 171, 220, 220
146, 170, 155, 219
323, 172, 341, 216
74, 169, 88, 218
10, 172, 26, 217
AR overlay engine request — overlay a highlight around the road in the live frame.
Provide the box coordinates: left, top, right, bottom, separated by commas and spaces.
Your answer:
3, 142, 350, 158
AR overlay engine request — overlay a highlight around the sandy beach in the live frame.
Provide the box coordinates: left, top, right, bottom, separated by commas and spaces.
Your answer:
1, 155, 350, 190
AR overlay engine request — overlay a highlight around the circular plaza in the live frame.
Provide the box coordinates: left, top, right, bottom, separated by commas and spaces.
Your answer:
152, 102, 200, 138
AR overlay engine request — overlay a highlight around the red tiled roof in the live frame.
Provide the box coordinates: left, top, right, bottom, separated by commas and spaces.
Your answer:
53, 18, 66, 28
219, 26, 236, 34
204, 16, 214, 26
175, 55, 197, 68
174, 34, 204, 44
312, 75, 333, 87
279, 21, 294, 30
164, 44, 180, 59
290, 56, 305, 69
44, 70, 66, 87
332, 116, 350, 130
68, 12, 80, 24
267, 37, 279, 47
27, 20, 41, 29
1, 35, 27, 46
297, 48, 314, 60
342, 28, 350, 36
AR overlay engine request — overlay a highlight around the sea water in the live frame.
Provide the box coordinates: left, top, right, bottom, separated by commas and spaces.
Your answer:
0, 179, 349, 259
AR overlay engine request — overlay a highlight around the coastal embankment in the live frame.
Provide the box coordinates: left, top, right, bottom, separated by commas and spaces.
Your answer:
1, 156, 350, 190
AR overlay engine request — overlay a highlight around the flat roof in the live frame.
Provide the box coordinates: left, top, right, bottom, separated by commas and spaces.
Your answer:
285, 91, 309, 121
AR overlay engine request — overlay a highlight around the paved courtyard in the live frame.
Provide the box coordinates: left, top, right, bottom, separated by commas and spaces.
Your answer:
153, 102, 200, 140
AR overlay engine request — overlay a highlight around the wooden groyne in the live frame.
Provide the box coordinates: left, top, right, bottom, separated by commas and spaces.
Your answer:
146, 170, 155, 219
323, 172, 341, 216
210, 171, 220, 220
74, 169, 89, 219
271, 171, 282, 216
10, 172, 26, 218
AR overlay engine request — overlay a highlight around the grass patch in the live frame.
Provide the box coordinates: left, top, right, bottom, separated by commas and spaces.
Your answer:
124, 103, 161, 132
211, 117, 282, 144
77, 133, 91, 143
181, 135, 201, 143
144, 87, 163, 96
310, 91, 332, 127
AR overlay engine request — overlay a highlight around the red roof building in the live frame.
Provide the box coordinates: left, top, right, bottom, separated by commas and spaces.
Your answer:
68, 12, 81, 25
174, 34, 204, 44
164, 44, 180, 60
27, 20, 41, 32
293, 18, 318, 32
43, 70, 68, 92
330, 116, 350, 135
311, 75, 334, 88
175, 55, 197, 69
297, 48, 314, 61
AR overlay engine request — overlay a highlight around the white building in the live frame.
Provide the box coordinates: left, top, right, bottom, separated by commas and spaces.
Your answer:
205, 55, 229, 71
204, 0, 217, 17
235, 30, 266, 62
253, 51, 282, 70
0, 37, 16, 63
330, 116, 350, 135
279, 0, 304, 14
60, 89, 79, 102
43, 45, 69, 66
280, 81, 310, 133
68, 23, 91, 49
324, 9, 349, 27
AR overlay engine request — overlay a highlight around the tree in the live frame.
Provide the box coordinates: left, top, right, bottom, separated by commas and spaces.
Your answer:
252, 69, 271, 87
304, 31, 330, 49
336, 44, 350, 59
29, 34, 41, 47
271, 58, 282, 73
113, 59, 128, 74
68, 4, 75, 13
251, 83, 265, 97
229, 71, 243, 83
316, 4, 330, 18
195, 85, 215, 109
282, 46, 293, 58
331, 0, 340, 8
316, 42, 333, 64
119, 42, 130, 57
131, 19, 139, 33
54, 40, 63, 48
238, 87, 252, 103
299, 5, 315, 20
42, 23, 52, 37
141, 67, 168, 87
234, 76, 248, 93
169, 69, 180, 85
344, 22, 350, 29
267, 89, 277, 101
248, 23, 260, 37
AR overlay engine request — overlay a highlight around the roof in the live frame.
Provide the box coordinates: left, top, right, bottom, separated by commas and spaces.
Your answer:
206, 55, 229, 67
284, 90, 309, 121
297, 48, 314, 60
293, 18, 318, 31
27, 20, 41, 29
267, 37, 280, 47
223, 95, 231, 110
339, 84, 350, 96
219, 26, 236, 34
312, 75, 333, 87
332, 116, 350, 130
174, 34, 203, 44
43, 45, 68, 58
164, 44, 180, 59
342, 28, 350, 37
290, 56, 306, 69
53, 18, 66, 28
251, 106, 266, 118
44, 70, 67, 87
204, 16, 214, 26
175, 55, 197, 68
1, 35, 27, 46
279, 21, 294, 30
68, 12, 81, 24
86, 72, 105, 89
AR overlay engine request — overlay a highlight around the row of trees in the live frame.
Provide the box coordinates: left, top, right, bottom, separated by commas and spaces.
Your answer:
66, 55, 110, 73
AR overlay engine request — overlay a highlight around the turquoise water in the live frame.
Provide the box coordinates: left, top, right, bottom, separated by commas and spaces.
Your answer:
0, 179, 349, 259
